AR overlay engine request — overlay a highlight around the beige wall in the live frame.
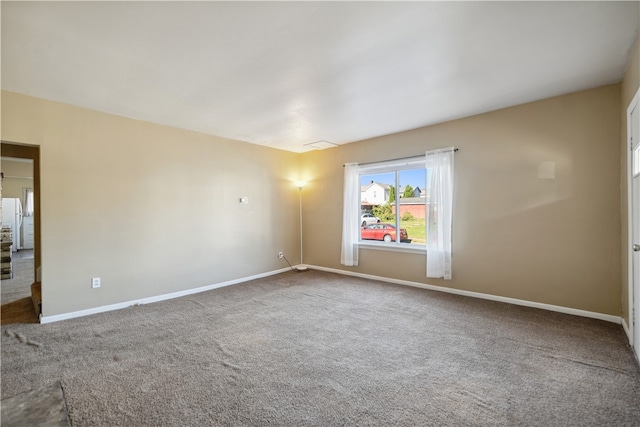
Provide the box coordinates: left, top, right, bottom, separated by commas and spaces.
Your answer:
1, 158, 34, 201
1, 91, 301, 317
1, 157, 33, 176
1, 177, 33, 200
0, 83, 628, 319
621, 33, 640, 327
301, 84, 622, 316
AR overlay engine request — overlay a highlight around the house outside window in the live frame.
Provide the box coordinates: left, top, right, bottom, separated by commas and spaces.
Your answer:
360, 181, 390, 205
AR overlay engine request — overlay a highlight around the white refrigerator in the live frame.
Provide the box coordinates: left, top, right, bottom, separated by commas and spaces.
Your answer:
2, 198, 23, 252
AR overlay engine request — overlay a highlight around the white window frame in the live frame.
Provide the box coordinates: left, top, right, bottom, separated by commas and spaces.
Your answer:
357, 156, 427, 254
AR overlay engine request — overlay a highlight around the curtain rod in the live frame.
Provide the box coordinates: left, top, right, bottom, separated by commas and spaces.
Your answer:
343, 148, 458, 167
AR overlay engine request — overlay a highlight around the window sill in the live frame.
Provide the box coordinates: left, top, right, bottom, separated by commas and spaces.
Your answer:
358, 241, 426, 254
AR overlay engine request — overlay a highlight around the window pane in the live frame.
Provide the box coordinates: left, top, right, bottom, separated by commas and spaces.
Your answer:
360, 172, 395, 236
397, 169, 426, 244
360, 172, 395, 242
359, 169, 426, 245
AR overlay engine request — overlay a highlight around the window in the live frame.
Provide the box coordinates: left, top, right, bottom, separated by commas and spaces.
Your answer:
342, 148, 455, 279
23, 187, 34, 216
359, 165, 426, 247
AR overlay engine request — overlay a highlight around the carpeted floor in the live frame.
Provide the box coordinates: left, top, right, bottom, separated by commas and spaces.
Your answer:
2, 270, 639, 426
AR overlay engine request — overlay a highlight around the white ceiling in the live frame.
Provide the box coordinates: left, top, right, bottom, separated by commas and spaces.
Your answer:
2, 1, 638, 153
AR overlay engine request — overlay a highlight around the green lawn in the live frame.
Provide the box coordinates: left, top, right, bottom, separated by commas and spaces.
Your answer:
400, 218, 425, 244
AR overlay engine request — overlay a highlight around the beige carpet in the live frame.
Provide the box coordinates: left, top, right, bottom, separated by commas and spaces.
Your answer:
2, 270, 639, 426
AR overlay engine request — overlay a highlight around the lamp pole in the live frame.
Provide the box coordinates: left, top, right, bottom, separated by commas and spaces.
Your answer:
294, 181, 308, 271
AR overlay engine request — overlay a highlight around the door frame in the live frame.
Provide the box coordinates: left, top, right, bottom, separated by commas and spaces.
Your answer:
626, 88, 640, 358
1, 141, 41, 316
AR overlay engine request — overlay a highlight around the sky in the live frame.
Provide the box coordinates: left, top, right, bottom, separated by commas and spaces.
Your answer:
360, 169, 429, 191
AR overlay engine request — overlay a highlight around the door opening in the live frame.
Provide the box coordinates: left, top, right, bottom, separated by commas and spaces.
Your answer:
628, 91, 640, 362
1, 142, 41, 324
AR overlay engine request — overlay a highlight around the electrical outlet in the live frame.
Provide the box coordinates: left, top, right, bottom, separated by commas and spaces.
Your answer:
91, 277, 101, 288
278, 252, 284, 259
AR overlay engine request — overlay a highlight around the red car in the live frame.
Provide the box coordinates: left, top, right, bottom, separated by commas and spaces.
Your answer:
361, 223, 411, 243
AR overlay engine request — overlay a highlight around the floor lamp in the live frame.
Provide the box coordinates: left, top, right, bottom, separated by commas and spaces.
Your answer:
294, 180, 308, 271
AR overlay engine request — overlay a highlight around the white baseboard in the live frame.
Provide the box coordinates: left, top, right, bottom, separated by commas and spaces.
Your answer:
40, 267, 292, 324
309, 265, 622, 324
40, 265, 622, 326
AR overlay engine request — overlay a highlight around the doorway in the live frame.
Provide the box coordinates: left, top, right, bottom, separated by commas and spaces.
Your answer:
1, 142, 40, 324
628, 91, 640, 361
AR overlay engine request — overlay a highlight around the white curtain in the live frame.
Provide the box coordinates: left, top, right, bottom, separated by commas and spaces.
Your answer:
341, 163, 360, 266
426, 148, 454, 279
23, 188, 34, 217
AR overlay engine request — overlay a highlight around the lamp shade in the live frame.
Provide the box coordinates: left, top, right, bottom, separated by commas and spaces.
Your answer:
294, 180, 307, 189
